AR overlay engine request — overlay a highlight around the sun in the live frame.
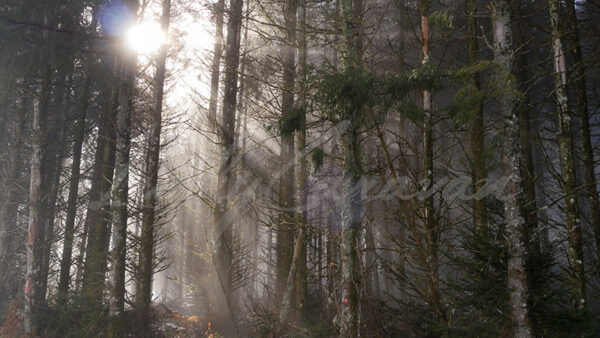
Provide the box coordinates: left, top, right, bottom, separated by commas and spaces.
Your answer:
126, 21, 166, 54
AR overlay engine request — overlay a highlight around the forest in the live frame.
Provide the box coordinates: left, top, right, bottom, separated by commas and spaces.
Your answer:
1, 0, 600, 336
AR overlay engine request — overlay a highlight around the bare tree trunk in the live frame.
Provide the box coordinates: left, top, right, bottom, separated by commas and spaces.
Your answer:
276, 0, 298, 305
135, 2, 171, 334
490, 1, 533, 336
565, 0, 600, 261
213, 0, 244, 324
549, 0, 586, 308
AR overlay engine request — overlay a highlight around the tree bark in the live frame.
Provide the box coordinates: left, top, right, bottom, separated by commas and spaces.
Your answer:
490, 1, 533, 336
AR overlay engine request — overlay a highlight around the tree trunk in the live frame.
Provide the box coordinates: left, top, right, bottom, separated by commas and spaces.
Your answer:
106, 6, 138, 336
38, 110, 68, 306
549, 0, 586, 308
279, 227, 305, 325
490, 1, 533, 336
213, 0, 243, 324
24, 65, 51, 336
57, 67, 89, 298
365, 220, 379, 297
295, 0, 308, 320
338, 0, 363, 334
135, 1, 171, 334
58, 9, 98, 299
418, 0, 443, 320
38, 70, 72, 307
565, 0, 600, 262
467, 0, 487, 231
80, 58, 119, 309
511, 0, 540, 257
0, 81, 26, 312
276, 0, 298, 305
208, 0, 225, 133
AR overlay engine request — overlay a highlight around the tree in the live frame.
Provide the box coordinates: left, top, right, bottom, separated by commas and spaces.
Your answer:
338, 0, 364, 334
276, 0, 298, 305
135, 0, 171, 334
0, 86, 26, 313
80, 65, 119, 308
467, 0, 487, 231
24, 63, 51, 336
58, 8, 98, 298
207, 0, 225, 133
548, 0, 586, 308
565, 0, 600, 263
213, 0, 244, 323
490, 0, 533, 336
295, 0, 309, 319
417, 0, 444, 320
